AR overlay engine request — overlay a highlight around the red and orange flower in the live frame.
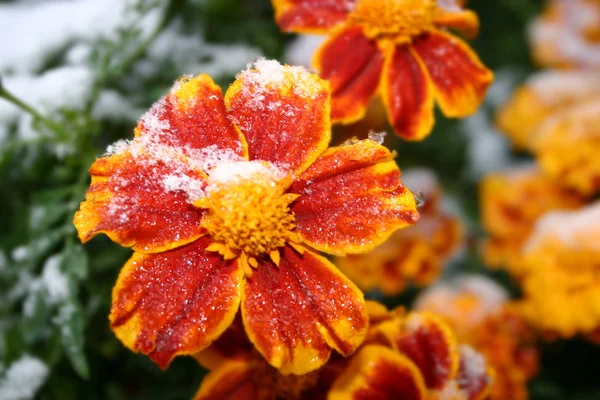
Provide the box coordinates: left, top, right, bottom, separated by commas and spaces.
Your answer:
480, 165, 582, 277
194, 302, 492, 399
416, 276, 540, 400
272, 0, 494, 140
73, 59, 419, 374
336, 169, 464, 295
529, 0, 600, 69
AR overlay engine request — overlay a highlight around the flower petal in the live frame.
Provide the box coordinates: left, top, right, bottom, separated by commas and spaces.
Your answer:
392, 313, 460, 389
74, 152, 207, 253
328, 345, 427, 400
194, 316, 254, 370
225, 59, 331, 175
381, 45, 435, 140
241, 245, 367, 375
412, 30, 493, 118
290, 139, 419, 256
272, 0, 356, 33
193, 359, 257, 400
110, 237, 243, 368
136, 74, 247, 160
456, 345, 492, 400
434, 8, 480, 39
313, 26, 384, 124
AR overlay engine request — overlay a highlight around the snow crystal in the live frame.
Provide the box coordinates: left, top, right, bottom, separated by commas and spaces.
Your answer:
41, 254, 69, 305
0, 355, 49, 400
238, 58, 322, 101
525, 201, 600, 252
367, 130, 386, 145
284, 34, 326, 68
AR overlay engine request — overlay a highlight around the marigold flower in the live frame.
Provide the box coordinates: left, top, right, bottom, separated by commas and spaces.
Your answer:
519, 202, 600, 340
496, 70, 600, 149
416, 276, 539, 400
529, 0, 600, 69
336, 169, 464, 295
531, 98, 600, 196
73, 59, 419, 374
271, 0, 493, 140
194, 302, 492, 399
480, 165, 582, 276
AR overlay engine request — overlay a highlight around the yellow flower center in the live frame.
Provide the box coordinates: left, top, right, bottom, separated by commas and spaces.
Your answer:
348, 0, 436, 42
196, 163, 298, 273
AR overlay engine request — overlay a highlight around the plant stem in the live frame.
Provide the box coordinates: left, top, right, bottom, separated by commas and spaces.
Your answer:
0, 83, 64, 134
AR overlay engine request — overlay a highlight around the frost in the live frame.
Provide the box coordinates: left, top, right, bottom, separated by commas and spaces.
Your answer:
0, 355, 49, 400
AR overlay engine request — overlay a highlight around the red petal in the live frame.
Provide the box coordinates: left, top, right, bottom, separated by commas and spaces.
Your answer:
394, 313, 460, 389
329, 345, 427, 400
225, 60, 331, 175
74, 152, 207, 253
136, 74, 247, 160
110, 237, 243, 368
313, 26, 384, 124
272, 0, 356, 33
412, 31, 493, 118
193, 359, 257, 400
381, 45, 435, 140
290, 140, 419, 256
241, 245, 367, 374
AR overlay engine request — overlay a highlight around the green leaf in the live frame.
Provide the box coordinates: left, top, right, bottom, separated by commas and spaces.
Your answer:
62, 242, 89, 281
54, 299, 89, 379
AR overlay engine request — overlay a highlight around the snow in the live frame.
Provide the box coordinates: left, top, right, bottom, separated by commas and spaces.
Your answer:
207, 161, 284, 187
458, 345, 489, 386
436, 0, 463, 12
527, 70, 600, 105
415, 275, 508, 323
0, 0, 160, 74
529, 1, 600, 68
238, 58, 322, 101
142, 27, 262, 78
0, 66, 94, 139
92, 90, 139, 121
525, 201, 600, 252
10, 247, 29, 263
0, 355, 49, 400
367, 130, 386, 145
41, 255, 69, 305
284, 35, 326, 68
